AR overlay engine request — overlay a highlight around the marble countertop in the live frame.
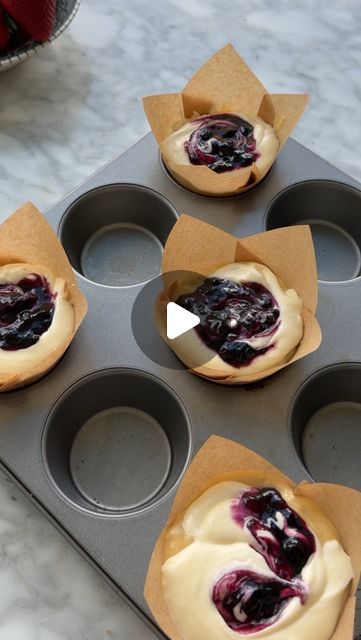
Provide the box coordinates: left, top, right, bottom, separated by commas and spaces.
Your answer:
0, 0, 360, 637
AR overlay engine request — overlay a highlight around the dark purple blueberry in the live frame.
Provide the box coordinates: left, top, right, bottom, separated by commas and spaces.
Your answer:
184, 113, 259, 173
176, 278, 280, 368
212, 569, 305, 633
0, 275, 55, 351
282, 538, 310, 576
199, 129, 211, 141
219, 341, 265, 364
231, 487, 316, 581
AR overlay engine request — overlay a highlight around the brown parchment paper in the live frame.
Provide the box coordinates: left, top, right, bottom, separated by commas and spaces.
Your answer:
143, 44, 308, 196
0, 202, 87, 391
155, 214, 321, 384
144, 436, 361, 640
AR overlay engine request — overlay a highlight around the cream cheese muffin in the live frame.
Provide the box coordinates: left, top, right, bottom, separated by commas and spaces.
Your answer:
161, 113, 279, 180
162, 481, 353, 640
170, 262, 303, 378
0, 263, 75, 375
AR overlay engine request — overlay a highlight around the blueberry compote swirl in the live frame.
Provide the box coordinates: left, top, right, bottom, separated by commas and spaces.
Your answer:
185, 114, 259, 173
213, 569, 305, 634
0, 274, 55, 350
176, 278, 280, 367
212, 488, 315, 633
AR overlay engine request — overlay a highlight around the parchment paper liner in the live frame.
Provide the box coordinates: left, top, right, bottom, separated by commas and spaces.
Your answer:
143, 44, 308, 196
0, 202, 87, 391
155, 214, 321, 384
144, 435, 361, 640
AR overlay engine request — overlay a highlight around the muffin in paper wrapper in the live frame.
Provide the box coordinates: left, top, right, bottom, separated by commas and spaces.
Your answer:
144, 435, 361, 640
155, 214, 322, 384
143, 44, 308, 196
0, 203, 87, 391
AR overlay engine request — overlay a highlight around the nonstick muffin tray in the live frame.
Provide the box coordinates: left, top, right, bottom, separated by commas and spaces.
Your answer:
1, 133, 361, 638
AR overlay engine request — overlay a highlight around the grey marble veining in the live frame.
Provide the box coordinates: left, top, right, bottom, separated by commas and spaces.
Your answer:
1, 0, 361, 217
0, 0, 360, 637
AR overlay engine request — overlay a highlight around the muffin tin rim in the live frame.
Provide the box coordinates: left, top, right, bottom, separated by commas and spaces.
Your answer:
263, 178, 361, 285
286, 360, 361, 482
40, 365, 194, 520
57, 181, 180, 290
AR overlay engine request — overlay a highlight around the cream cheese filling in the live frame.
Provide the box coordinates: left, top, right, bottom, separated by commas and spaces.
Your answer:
0, 264, 75, 374
169, 262, 303, 377
162, 482, 353, 640
161, 113, 279, 177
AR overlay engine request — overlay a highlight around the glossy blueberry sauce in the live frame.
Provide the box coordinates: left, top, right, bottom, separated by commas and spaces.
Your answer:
184, 114, 259, 173
0, 274, 55, 350
232, 487, 315, 580
212, 569, 305, 634
176, 277, 280, 367
212, 487, 315, 633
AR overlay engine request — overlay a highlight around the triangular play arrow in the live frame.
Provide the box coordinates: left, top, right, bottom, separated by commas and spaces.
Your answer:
166, 302, 200, 340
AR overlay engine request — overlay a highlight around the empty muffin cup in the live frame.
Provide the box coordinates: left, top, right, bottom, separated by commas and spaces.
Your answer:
289, 363, 361, 490
42, 368, 192, 515
265, 180, 361, 282
59, 184, 178, 287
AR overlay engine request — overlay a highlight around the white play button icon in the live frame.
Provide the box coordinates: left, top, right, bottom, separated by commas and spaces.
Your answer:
166, 302, 200, 340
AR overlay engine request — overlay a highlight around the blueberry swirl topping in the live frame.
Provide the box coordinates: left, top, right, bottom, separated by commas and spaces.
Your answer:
0, 274, 55, 350
213, 569, 305, 633
184, 114, 259, 173
176, 277, 280, 367
212, 487, 315, 633
231, 487, 316, 581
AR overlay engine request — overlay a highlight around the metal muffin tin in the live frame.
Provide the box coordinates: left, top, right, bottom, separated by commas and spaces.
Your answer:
0, 133, 360, 638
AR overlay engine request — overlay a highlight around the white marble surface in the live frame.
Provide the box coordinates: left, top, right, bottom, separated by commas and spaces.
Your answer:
0, 0, 360, 637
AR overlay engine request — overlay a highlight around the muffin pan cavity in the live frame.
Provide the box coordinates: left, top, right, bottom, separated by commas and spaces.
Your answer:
289, 363, 361, 490
265, 180, 361, 282
42, 368, 192, 515
59, 183, 178, 287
